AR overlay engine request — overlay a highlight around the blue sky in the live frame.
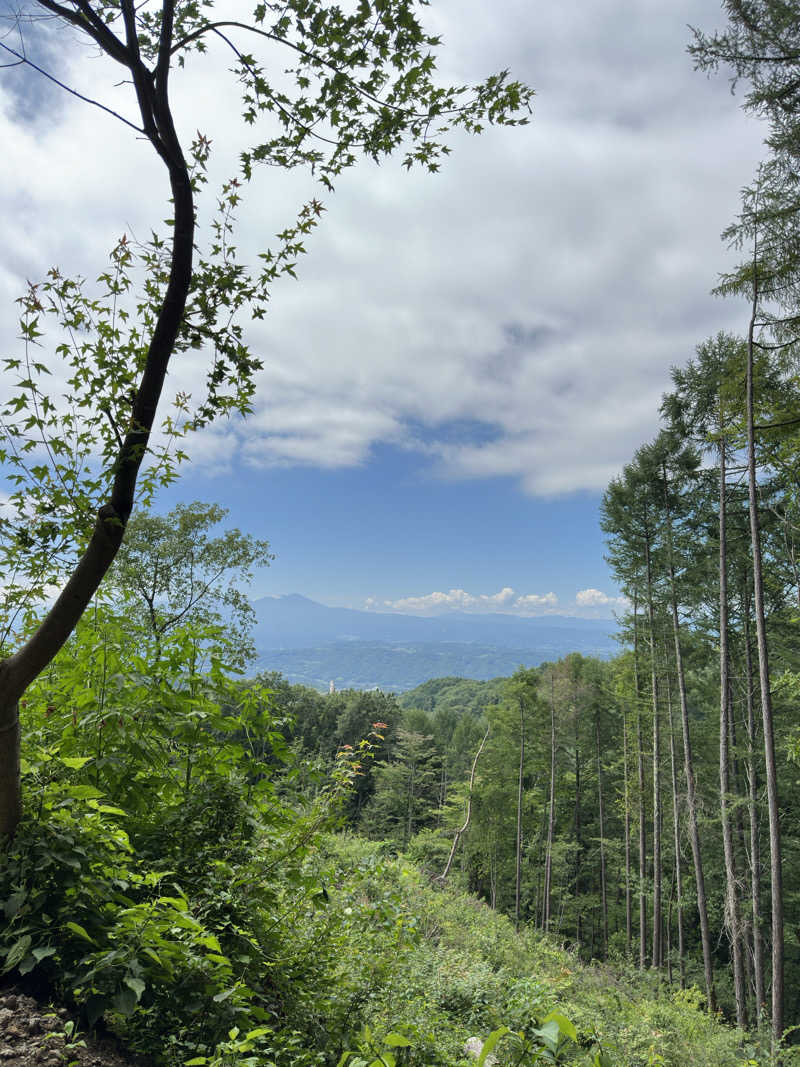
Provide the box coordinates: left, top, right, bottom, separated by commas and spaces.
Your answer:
157, 443, 610, 611
0, 0, 768, 619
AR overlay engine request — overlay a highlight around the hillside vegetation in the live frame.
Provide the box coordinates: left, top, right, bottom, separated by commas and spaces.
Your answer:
0, 600, 788, 1065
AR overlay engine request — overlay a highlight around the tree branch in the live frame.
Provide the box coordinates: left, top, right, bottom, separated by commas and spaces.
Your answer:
34, 0, 130, 66
0, 40, 144, 133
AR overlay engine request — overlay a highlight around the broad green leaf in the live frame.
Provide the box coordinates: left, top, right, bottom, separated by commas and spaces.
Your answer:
384, 1033, 412, 1048
5, 935, 32, 971
65, 921, 95, 944
3, 890, 26, 918
59, 756, 93, 769
123, 976, 146, 1001
89, 803, 128, 816
212, 986, 237, 1003
86, 995, 107, 1027
112, 986, 138, 1016
543, 1010, 578, 1043
533, 1019, 561, 1051
245, 1027, 272, 1040
477, 1027, 510, 1066
64, 785, 105, 800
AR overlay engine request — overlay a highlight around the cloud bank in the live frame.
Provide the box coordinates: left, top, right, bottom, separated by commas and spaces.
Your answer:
364, 586, 626, 618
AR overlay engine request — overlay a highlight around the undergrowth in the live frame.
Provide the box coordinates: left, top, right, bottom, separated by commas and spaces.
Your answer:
0, 608, 784, 1064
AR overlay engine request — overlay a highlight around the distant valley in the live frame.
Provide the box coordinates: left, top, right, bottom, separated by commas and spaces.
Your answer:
251, 594, 620, 690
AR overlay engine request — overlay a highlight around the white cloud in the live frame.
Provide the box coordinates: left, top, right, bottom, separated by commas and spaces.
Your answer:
0, 0, 767, 497
365, 587, 558, 616
575, 588, 631, 611
363, 586, 633, 618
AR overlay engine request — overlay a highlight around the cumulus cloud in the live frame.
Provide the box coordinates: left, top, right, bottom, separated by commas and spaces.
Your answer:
365, 588, 559, 616
363, 587, 633, 618
575, 588, 631, 611
0, 0, 767, 497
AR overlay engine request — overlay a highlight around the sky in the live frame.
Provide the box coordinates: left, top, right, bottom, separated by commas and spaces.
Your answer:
0, 0, 768, 618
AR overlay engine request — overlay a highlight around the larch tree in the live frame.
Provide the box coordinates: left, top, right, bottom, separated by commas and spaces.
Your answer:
0, 0, 533, 838
691, 3, 800, 1038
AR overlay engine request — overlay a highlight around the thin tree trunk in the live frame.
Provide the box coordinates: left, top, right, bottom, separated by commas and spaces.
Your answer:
490, 840, 497, 910
633, 597, 648, 970
644, 524, 662, 971
596, 715, 609, 958
729, 700, 754, 1010
719, 435, 748, 1029
666, 672, 686, 989
623, 698, 633, 958
515, 697, 525, 932
441, 726, 489, 882
743, 597, 766, 1024
746, 262, 783, 1047
544, 672, 557, 933
661, 466, 716, 1011
666, 866, 675, 985
574, 683, 583, 946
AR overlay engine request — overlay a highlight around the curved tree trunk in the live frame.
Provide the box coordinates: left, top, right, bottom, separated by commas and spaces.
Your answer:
0, 0, 195, 838
441, 726, 489, 882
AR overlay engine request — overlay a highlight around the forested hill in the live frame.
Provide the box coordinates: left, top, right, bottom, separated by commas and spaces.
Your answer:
251, 594, 618, 649
251, 595, 618, 689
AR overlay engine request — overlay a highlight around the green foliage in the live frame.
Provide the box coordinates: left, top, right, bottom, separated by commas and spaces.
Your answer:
337, 1024, 414, 1067
107, 501, 273, 666
0, 608, 352, 1065
0, 604, 773, 1066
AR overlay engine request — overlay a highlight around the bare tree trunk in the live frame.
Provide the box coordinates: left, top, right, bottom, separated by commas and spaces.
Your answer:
441, 726, 489, 882
666, 866, 675, 985
490, 840, 497, 910
719, 435, 748, 1029
746, 257, 783, 1047
596, 715, 609, 958
515, 697, 525, 932
644, 525, 662, 972
544, 672, 557, 932
573, 681, 583, 946
729, 701, 754, 1011
743, 598, 766, 1024
661, 471, 716, 1012
666, 673, 685, 989
623, 698, 633, 958
633, 597, 648, 970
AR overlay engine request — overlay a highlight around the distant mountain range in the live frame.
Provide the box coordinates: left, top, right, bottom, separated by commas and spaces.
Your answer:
251, 595, 621, 691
